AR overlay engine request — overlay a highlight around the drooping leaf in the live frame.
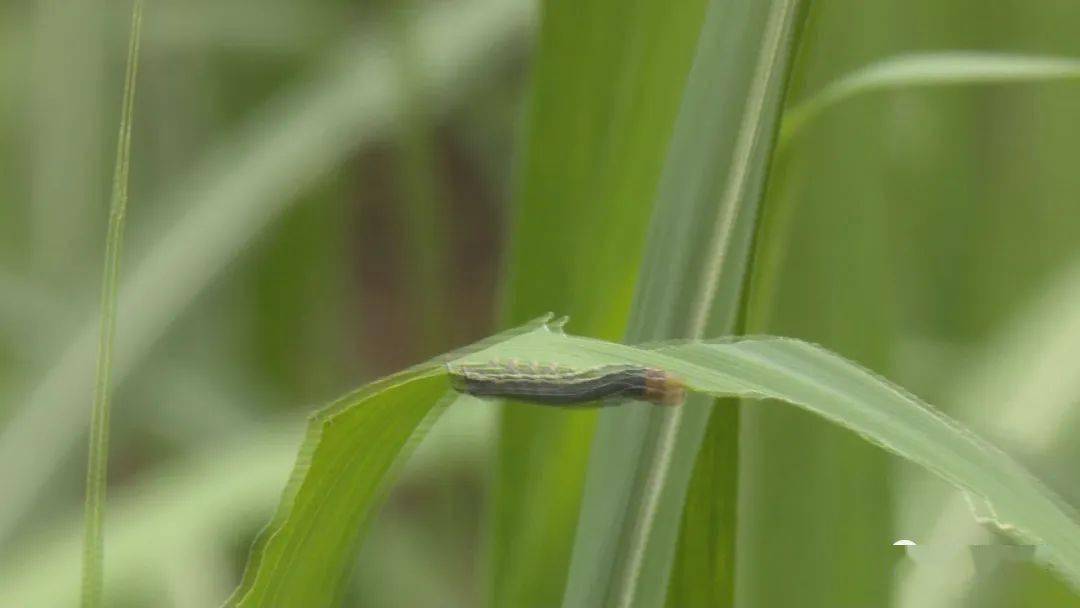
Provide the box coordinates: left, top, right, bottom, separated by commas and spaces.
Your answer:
471, 319, 1080, 593
229, 315, 1080, 606
227, 317, 549, 607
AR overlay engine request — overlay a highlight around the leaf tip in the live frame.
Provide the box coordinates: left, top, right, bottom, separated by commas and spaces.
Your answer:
547, 314, 570, 333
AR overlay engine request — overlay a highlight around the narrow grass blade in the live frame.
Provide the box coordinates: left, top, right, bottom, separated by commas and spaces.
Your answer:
754, 52, 1080, 335
751, 52, 1080, 336
0, 0, 533, 546
81, 2, 143, 606
493, 0, 710, 604
1, 423, 300, 606
0, 408, 492, 606
780, 52, 1080, 148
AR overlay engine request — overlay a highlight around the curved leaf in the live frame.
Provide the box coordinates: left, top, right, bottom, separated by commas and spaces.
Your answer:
227, 317, 548, 607
231, 315, 1080, 606
898, 254, 1080, 608
229, 371, 451, 607
465, 319, 1080, 591
781, 52, 1080, 147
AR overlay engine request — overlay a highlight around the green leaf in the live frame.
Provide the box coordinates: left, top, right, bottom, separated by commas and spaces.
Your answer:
747, 49, 1080, 608
493, 0, 711, 604
228, 372, 450, 607
82, 2, 143, 606
227, 318, 547, 607
465, 320, 1080, 592
757, 53, 1080, 335
780, 52, 1080, 149
229, 314, 1080, 606
898, 254, 1080, 607
561, 0, 808, 606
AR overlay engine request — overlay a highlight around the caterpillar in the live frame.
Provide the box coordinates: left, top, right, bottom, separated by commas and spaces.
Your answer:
447, 361, 685, 407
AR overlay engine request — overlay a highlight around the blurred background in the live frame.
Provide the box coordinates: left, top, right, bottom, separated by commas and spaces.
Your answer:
2, 0, 1080, 606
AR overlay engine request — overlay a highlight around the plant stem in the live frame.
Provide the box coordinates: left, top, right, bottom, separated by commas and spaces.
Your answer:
81, 2, 144, 606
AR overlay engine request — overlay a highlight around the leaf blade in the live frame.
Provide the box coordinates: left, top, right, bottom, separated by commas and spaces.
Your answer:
229, 371, 450, 607
560, 0, 809, 606
226, 316, 553, 607
492, 0, 712, 604
780, 52, 1080, 148
81, 2, 144, 606
467, 320, 1080, 591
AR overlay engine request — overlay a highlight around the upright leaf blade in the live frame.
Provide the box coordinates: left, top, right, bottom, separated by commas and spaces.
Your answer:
81, 2, 143, 606
780, 52, 1080, 149
493, 0, 710, 605
562, 0, 809, 606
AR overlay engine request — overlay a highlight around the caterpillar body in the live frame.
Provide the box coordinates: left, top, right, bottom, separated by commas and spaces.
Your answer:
447, 361, 685, 407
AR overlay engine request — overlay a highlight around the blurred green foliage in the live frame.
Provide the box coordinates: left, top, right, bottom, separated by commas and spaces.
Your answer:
3, 0, 1080, 606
